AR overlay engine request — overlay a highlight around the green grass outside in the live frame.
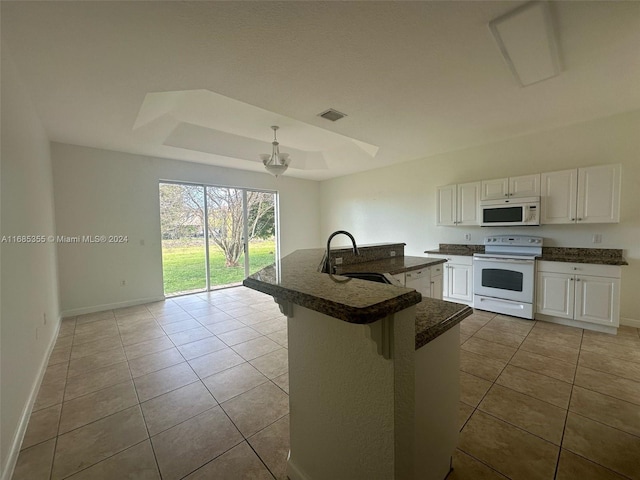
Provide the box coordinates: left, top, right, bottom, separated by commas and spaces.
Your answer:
162, 238, 276, 295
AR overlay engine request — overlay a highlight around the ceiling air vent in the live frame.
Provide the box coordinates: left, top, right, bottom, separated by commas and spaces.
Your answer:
318, 108, 347, 122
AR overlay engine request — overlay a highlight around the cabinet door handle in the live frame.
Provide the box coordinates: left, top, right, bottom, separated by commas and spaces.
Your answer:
504, 193, 509, 197
576, 278, 581, 282
569, 278, 574, 281
577, 218, 583, 221
571, 218, 576, 221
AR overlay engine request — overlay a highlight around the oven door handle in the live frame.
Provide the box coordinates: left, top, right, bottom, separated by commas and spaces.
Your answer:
474, 257, 534, 265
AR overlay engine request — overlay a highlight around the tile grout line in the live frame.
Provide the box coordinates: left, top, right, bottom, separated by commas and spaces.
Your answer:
552, 327, 583, 479
468, 319, 571, 448
17, 289, 283, 480
465, 314, 640, 478
47, 315, 78, 480
461, 314, 569, 479
137, 292, 287, 477
124, 304, 164, 480
49, 315, 79, 480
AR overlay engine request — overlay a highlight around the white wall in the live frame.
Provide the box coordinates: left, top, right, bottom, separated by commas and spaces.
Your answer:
0, 45, 60, 478
51, 143, 321, 315
320, 110, 640, 322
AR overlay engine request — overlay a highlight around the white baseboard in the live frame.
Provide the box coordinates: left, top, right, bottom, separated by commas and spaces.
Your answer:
286, 457, 311, 480
1, 318, 60, 480
60, 295, 166, 318
535, 314, 617, 334
620, 317, 640, 328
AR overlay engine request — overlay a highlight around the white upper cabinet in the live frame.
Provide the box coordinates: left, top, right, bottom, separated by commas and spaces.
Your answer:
436, 184, 457, 226
436, 182, 480, 226
457, 182, 482, 226
481, 174, 540, 200
540, 169, 578, 224
480, 178, 509, 200
576, 164, 621, 224
510, 174, 541, 198
541, 164, 620, 224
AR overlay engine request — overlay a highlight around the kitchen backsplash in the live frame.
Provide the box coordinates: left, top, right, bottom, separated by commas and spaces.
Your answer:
325, 242, 405, 271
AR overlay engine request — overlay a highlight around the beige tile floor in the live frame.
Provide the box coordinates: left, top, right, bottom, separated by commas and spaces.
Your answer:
12, 287, 640, 480
452, 311, 640, 480
13, 287, 290, 480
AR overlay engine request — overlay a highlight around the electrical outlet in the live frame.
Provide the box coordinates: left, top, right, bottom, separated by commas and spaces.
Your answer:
464, 233, 472, 241
335, 257, 343, 265
120, 280, 127, 286
592, 234, 602, 244
390, 251, 396, 257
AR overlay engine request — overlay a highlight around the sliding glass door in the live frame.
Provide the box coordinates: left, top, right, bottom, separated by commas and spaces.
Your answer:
159, 182, 278, 296
159, 183, 207, 295
206, 187, 246, 288
246, 190, 277, 276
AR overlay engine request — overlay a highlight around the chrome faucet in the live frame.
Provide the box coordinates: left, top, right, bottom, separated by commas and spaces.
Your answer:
325, 230, 359, 274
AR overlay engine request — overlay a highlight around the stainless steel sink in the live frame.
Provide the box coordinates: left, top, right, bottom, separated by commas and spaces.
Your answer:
338, 272, 392, 284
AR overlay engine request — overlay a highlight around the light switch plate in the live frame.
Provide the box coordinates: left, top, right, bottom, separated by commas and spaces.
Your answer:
592, 234, 602, 244
335, 257, 343, 265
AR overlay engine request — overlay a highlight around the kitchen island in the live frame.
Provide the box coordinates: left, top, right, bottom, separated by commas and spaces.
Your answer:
244, 244, 471, 480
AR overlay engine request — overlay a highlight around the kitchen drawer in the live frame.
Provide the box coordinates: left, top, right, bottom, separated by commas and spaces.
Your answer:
537, 261, 621, 279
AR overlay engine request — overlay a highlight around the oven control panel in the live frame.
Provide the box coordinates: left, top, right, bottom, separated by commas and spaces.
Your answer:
484, 236, 542, 246
482, 235, 543, 257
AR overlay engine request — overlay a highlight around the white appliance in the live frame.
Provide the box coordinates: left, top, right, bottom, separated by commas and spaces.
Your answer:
473, 235, 543, 319
480, 196, 540, 227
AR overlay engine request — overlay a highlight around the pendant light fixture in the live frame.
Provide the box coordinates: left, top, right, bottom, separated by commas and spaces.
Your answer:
260, 126, 290, 177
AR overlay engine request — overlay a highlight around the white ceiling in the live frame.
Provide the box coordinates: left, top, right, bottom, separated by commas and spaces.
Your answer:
2, 1, 639, 181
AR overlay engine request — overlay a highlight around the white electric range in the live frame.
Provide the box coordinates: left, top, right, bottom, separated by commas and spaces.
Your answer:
472, 235, 543, 319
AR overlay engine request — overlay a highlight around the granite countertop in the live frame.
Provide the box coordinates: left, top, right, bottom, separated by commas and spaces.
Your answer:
425, 244, 628, 266
335, 255, 446, 276
243, 248, 422, 325
415, 298, 471, 349
424, 244, 485, 256
540, 248, 628, 266
243, 248, 471, 347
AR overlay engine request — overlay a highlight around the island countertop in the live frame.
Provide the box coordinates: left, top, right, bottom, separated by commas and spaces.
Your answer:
243, 248, 471, 348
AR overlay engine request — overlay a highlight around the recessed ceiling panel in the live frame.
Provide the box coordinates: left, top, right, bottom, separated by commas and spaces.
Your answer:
490, 2, 561, 86
163, 122, 328, 170
135, 89, 379, 171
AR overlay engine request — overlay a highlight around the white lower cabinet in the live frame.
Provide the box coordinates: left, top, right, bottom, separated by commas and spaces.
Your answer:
429, 264, 443, 301
391, 264, 444, 300
446, 262, 473, 304
426, 255, 473, 305
405, 269, 430, 299
536, 261, 621, 329
390, 273, 405, 286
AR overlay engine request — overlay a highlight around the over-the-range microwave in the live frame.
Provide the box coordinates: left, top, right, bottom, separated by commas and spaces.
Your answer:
480, 197, 540, 227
